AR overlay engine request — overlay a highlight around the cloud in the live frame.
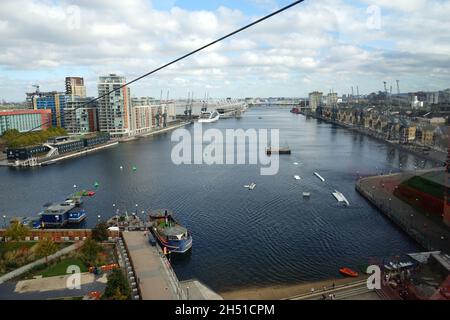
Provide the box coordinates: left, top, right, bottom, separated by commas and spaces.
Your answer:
0, 0, 449, 101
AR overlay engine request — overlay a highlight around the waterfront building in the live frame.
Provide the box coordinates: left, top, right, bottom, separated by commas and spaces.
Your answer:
34, 92, 71, 127
326, 92, 338, 107
0, 109, 52, 135
309, 91, 323, 112
134, 105, 154, 135
131, 97, 156, 107
64, 97, 99, 134
65, 77, 86, 99
97, 74, 133, 137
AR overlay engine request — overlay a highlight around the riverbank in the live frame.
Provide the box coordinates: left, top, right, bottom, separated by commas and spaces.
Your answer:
39, 141, 119, 166
118, 121, 192, 142
304, 113, 446, 166
356, 171, 450, 254
220, 276, 368, 300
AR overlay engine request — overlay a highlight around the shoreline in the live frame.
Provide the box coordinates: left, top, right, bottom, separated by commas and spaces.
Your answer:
304, 113, 446, 166
219, 276, 368, 300
0, 121, 192, 168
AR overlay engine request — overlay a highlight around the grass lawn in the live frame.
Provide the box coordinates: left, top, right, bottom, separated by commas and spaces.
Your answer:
40, 257, 88, 278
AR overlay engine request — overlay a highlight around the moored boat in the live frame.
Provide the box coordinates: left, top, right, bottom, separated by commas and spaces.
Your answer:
68, 210, 87, 223
149, 209, 192, 254
290, 107, 300, 114
339, 267, 359, 277
198, 110, 220, 123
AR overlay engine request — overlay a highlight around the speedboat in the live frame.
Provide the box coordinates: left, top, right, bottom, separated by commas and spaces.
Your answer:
244, 182, 256, 190
149, 209, 192, 254
198, 110, 220, 123
294, 175, 301, 180
339, 267, 359, 277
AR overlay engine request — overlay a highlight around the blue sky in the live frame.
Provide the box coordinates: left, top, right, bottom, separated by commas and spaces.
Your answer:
0, 0, 449, 102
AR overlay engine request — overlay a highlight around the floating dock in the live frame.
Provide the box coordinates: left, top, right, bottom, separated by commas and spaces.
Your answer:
314, 172, 325, 182
332, 190, 350, 206
266, 147, 291, 155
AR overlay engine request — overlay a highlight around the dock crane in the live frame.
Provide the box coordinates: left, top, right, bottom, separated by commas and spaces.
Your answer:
32, 84, 40, 94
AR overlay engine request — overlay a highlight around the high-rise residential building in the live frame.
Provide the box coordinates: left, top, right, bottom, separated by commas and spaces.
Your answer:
97, 74, 133, 137
309, 91, 323, 112
64, 97, 99, 134
0, 109, 52, 135
65, 77, 86, 98
33, 92, 70, 127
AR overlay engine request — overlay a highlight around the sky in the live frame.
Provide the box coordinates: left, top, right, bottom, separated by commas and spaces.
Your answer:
0, 0, 449, 101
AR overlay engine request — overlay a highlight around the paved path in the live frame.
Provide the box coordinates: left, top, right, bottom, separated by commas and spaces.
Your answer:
357, 172, 450, 254
0, 242, 81, 284
288, 279, 380, 300
122, 231, 179, 300
0, 273, 106, 300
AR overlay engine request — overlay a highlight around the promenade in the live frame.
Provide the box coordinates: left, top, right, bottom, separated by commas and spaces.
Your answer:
121, 231, 184, 300
356, 172, 450, 254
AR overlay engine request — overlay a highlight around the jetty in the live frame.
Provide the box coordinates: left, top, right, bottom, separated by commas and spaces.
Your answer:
120, 231, 222, 300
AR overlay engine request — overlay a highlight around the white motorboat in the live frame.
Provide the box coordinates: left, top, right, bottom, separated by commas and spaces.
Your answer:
314, 172, 325, 182
293, 175, 301, 180
332, 190, 350, 206
302, 192, 311, 197
244, 182, 256, 190
198, 110, 220, 123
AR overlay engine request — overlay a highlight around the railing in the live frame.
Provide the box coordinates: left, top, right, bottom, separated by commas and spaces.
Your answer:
154, 244, 187, 300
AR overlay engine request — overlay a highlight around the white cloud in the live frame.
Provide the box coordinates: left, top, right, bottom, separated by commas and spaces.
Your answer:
0, 0, 449, 101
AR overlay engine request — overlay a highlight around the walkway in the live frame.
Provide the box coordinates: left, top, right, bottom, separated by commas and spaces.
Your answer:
121, 231, 179, 300
356, 172, 450, 254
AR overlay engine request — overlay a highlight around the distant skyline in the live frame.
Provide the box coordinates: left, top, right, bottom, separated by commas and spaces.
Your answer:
1, 0, 450, 101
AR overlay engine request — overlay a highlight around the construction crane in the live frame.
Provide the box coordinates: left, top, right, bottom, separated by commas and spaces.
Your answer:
32, 84, 40, 94
396, 80, 400, 95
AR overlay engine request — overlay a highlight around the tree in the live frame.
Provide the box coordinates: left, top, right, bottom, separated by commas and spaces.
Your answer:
103, 269, 130, 300
35, 238, 58, 264
91, 222, 109, 242
79, 238, 102, 266
4, 222, 30, 241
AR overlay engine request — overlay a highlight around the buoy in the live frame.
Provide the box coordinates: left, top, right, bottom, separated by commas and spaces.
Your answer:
94, 182, 99, 188
119, 166, 123, 170
73, 184, 77, 188
132, 166, 137, 172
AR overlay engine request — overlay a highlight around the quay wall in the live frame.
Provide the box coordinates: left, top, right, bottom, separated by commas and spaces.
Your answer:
355, 176, 450, 254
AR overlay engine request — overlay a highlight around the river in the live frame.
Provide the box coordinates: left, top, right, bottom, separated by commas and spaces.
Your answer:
0, 106, 433, 291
